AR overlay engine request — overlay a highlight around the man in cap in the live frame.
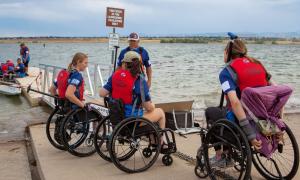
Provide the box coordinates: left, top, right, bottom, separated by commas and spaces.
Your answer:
117, 32, 152, 88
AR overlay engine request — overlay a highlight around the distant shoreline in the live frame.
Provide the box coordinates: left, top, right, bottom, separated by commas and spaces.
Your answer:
1, 37, 300, 45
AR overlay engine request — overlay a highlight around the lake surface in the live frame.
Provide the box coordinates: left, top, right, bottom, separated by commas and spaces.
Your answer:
1, 42, 300, 139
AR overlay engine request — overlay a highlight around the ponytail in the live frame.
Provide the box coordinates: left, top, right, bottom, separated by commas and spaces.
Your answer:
67, 52, 88, 72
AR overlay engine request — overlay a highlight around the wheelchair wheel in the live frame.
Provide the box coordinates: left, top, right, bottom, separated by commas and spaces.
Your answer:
94, 117, 113, 162
252, 124, 299, 180
109, 117, 161, 173
46, 107, 67, 151
204, 119, 252, 180
60, 108, 100, 157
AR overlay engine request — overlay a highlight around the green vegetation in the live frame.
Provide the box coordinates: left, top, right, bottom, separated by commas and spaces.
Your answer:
160, 37, 225, 44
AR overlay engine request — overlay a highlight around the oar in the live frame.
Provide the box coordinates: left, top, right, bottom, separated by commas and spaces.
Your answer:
27, 85, 58, 99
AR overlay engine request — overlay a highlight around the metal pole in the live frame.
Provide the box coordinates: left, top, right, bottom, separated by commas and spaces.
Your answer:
111, 28, 116, 74
113, 45, 120, 72
86, 67, 94, 96
93, 64, 97, 97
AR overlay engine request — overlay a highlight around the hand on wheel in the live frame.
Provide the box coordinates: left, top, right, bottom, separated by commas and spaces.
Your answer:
251, 139, 262, 150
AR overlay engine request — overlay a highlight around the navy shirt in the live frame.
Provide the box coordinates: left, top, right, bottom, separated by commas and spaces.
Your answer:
67, 70, 83, 100
21, 47, 30, 62
103, 75, 151, 117
16, 63, 25, 73
219, 67, 238, 95
117, 47, 151, 68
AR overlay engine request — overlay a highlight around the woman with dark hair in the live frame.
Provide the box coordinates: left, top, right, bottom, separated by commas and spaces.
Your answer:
99, 51, 166, 131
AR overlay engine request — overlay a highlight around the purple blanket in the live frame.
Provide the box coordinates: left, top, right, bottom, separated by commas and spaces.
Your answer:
241, 85, 293, 158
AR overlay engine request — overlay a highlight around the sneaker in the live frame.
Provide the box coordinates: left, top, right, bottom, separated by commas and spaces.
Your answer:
209, 155, 234, 168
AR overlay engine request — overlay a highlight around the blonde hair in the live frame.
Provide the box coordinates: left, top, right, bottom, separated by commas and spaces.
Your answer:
67, 52, 88, 72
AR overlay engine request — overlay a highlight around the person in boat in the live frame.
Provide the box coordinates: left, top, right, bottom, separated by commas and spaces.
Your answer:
117, 32, 153, 88
20, 43, 30, 75
6, 60, 15, 73
99, 51, 168, 148
49, 52, 88, 109
211, 34, 278, 166
15, 58, 26, 78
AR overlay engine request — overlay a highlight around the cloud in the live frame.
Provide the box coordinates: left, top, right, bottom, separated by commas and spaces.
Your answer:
0, 1, 81, 22
0, 0, 299, 36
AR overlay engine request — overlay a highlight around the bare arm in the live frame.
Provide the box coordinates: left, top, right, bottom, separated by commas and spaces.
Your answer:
99, 88, 110, 97
227, 91, 247, 120
146, 67, 152, 88
49, 85, 57, 96
65, 85, 84, 108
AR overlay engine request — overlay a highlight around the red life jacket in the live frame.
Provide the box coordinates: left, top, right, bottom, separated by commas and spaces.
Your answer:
56, 69, 84, 100
6, 60, 14, 68
230, 57, 268, 92
1, 64, 8, 73
112, 69, 136, 104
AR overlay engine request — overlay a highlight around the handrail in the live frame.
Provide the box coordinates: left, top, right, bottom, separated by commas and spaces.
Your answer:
38, 63, 110, 107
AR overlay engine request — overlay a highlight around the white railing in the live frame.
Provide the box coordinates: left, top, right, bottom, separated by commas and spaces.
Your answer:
39, 63, 110, 107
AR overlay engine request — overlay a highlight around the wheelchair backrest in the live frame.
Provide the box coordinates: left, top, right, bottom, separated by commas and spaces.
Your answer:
104, 97, 125, 126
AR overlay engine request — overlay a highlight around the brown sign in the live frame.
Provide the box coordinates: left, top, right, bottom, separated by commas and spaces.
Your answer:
106, 7, 125, 28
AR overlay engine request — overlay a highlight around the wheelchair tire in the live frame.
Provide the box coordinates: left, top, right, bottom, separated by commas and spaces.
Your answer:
46, 108, 67, 151
162, 155, 173, 166
204, 119, 252, 180
252, 124, 299, 180
109, 117, 161, 173
94, 117, 112, 162
60, 109, 99, 157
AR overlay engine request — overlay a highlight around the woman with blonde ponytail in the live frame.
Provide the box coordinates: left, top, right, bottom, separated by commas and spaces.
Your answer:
49, 52, 88, 109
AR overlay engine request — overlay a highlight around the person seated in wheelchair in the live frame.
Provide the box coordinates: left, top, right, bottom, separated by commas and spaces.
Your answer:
214, 36, 279, 166
49, 52, 88, 109
99, 51, 168, 149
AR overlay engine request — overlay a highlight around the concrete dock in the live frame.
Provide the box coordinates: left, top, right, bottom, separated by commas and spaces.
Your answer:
2, 67, 299, 180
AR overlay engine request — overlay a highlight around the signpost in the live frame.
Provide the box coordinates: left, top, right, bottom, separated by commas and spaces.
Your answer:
106, 7, 125, 74
108, 33, 119, 51
106, 7, 125, 28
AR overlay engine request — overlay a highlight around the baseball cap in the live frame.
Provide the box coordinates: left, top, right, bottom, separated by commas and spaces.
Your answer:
128, 32, 139, 41
122, 51, 140, 63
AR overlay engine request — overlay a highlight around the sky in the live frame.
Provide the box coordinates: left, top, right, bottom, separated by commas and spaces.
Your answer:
0, 0, 300, 37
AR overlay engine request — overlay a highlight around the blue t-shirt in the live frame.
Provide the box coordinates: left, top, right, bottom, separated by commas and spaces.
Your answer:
117, 47, 151, 68
219, 67, 238, 95
16, 63, 25, 73
21, 47, 30, 62
16, 63, 26, 77
219, 67, 240, 122
103, 75, 151, 117
67, 70, 83, 100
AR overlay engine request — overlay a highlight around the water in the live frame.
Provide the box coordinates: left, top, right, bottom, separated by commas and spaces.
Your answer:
0, 42, 300, 132
0, 94, 50, 141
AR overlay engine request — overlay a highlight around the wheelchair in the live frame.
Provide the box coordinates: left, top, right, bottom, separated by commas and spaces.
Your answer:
94, 97, 177, 173
58, 102, 105, 157
194, 107, 299, 180
46, 98, 71, 151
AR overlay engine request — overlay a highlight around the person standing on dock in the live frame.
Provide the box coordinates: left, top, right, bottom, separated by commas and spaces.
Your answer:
19, 43, 30, 75
117, 32, 152, 88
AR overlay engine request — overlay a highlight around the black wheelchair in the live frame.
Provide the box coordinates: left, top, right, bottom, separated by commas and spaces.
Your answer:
94, 97, 177, 173
194, 106, 299, 180
45, 98, 70, 151
58, 102, 105, 157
